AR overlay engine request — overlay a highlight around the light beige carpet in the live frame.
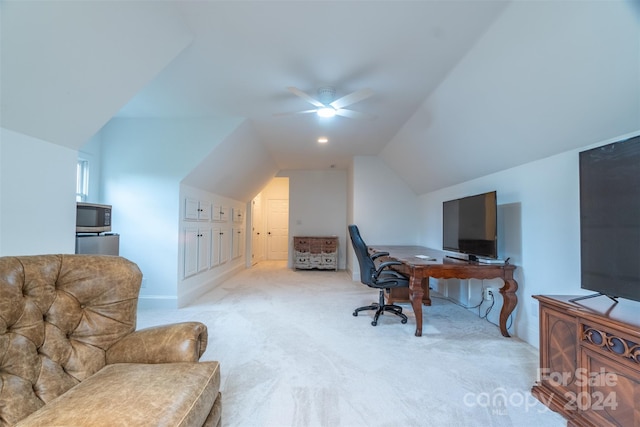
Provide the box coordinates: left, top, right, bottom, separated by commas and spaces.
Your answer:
137, 261, 566, 427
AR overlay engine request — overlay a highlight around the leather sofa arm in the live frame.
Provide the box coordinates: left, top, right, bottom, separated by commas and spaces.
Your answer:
106, 321, 208, 364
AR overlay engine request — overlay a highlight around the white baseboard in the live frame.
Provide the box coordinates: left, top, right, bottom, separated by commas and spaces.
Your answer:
178, 263, 245, 307
137, 295, 178, 310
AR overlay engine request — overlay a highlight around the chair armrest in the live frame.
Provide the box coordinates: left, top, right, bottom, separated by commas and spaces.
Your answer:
106, 321, 208, 364
374, 260, 402, 278
370, 251, 389, 261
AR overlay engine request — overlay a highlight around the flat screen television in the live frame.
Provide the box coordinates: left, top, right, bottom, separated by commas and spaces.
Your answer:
578, 134, 640, 303
442, 191, 497, 261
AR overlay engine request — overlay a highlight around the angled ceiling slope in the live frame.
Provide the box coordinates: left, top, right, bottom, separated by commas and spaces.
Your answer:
182, 120, 279, 202
0, 0, 192, 150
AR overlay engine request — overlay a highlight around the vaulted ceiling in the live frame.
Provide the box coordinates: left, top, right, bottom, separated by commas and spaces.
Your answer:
2, 0, 638, 196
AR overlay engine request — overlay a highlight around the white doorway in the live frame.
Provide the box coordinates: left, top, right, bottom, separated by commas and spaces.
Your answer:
267, 199, 289, 260
250, 177, 289, 265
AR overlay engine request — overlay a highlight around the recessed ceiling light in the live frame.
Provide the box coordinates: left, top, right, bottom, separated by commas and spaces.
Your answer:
317, 137, 329, 144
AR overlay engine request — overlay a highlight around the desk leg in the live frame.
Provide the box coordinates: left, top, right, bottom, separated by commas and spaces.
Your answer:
409, 275, 424, 337
498, 277, 518, 338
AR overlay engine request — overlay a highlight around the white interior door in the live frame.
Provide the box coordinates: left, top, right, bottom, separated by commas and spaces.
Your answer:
267, 199, 289, 260
251, 197, 264, 265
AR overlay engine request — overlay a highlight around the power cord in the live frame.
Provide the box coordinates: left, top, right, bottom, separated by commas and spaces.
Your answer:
433, 286, 513, 332
479, 289, 495, 319
480, 289, 514, 331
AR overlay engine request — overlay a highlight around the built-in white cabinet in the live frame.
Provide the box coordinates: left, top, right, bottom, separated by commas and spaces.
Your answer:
212, 205, 230, 222
232, 227, 245, 259
232, 208, 244, 223
181, 194, 243, 280
184, 197, 212, 221
184, 226, 211, 278
211, 227, 231, 266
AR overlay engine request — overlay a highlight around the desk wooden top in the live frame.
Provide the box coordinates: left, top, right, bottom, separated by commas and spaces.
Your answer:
369, 245, 449, 266
369, 245, 510, 266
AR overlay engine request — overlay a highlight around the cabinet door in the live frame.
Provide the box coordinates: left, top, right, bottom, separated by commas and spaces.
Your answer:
211, 227, 221, 267
579, 347, 640, 427
212, 205, 221, 221
185, 198, 200, 221
198, 202, 212, 221
198, 227, 211, 273
219, 207, 230, 222
218, 228, 230, 264
233, 208, 244, 223
185, 198, 211, 221
213, 205, 229, 222
184, 227, 199, 277
232, 228, 244, 259
539, 305, 579, 398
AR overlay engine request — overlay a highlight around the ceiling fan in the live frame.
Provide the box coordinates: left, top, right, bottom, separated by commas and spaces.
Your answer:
275, 86, 375, 120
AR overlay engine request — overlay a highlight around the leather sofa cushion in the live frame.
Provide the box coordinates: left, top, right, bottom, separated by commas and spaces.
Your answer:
15, 361, 221, 427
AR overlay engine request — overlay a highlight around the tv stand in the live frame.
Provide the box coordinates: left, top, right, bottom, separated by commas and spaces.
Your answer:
532, 295, 640, 426
569, 292, 619, 303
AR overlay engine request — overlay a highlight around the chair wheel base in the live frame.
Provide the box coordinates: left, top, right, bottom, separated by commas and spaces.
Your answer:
353, 297, 409, 327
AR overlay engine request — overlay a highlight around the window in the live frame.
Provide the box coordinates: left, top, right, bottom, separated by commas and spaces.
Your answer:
76, 159, 89, 202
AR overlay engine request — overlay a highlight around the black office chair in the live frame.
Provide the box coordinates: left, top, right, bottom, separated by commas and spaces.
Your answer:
348, 224, 409, 326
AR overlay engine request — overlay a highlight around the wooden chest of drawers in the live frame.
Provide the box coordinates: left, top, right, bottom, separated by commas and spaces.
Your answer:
293, 236, 338, 270
531, 295, 640, 427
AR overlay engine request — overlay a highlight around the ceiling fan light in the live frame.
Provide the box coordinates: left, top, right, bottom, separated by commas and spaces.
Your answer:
317, 107, 336, 118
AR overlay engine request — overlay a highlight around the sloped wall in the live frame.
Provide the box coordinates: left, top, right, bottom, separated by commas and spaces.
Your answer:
382, 0, 640, 195
0, 1, 192, 149
182, 120, 279, 202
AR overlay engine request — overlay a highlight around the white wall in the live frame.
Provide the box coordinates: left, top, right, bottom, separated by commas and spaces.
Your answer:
0, 128, 76, 255
418, 130, 640, 347
278, 170, 348, 269
98, 117, 243, 308
349, 156, 420, 278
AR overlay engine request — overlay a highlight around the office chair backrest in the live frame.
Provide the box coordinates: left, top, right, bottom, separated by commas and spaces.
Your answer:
348, 224, 377, 286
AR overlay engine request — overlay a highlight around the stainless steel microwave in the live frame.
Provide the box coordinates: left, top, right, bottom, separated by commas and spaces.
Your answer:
76, 202, 112, 233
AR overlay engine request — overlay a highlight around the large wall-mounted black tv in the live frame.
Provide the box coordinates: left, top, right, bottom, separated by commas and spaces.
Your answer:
579, 134, 640, 303
442, 191, 497, 261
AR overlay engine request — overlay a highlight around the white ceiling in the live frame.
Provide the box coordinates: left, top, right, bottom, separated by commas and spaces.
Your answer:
116, 1, 510, 171
2, 0, 637, 196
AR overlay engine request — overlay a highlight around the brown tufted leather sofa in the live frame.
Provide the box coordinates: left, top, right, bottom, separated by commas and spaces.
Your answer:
0, 255, 221, 427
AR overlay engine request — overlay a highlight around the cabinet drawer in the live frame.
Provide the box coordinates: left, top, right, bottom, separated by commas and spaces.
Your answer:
322, 240, 337, 250
295, 255, 310, 264
322, 254, 336, 264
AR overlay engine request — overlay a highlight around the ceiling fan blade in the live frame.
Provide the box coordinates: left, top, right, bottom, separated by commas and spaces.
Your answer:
273, 109, 318, 117
330, 88, 373, 110
335, 108, 376, 120
287, 87, 325, 108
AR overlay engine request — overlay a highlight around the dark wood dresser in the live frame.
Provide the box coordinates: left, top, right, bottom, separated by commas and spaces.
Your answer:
531, 295, 640, 427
